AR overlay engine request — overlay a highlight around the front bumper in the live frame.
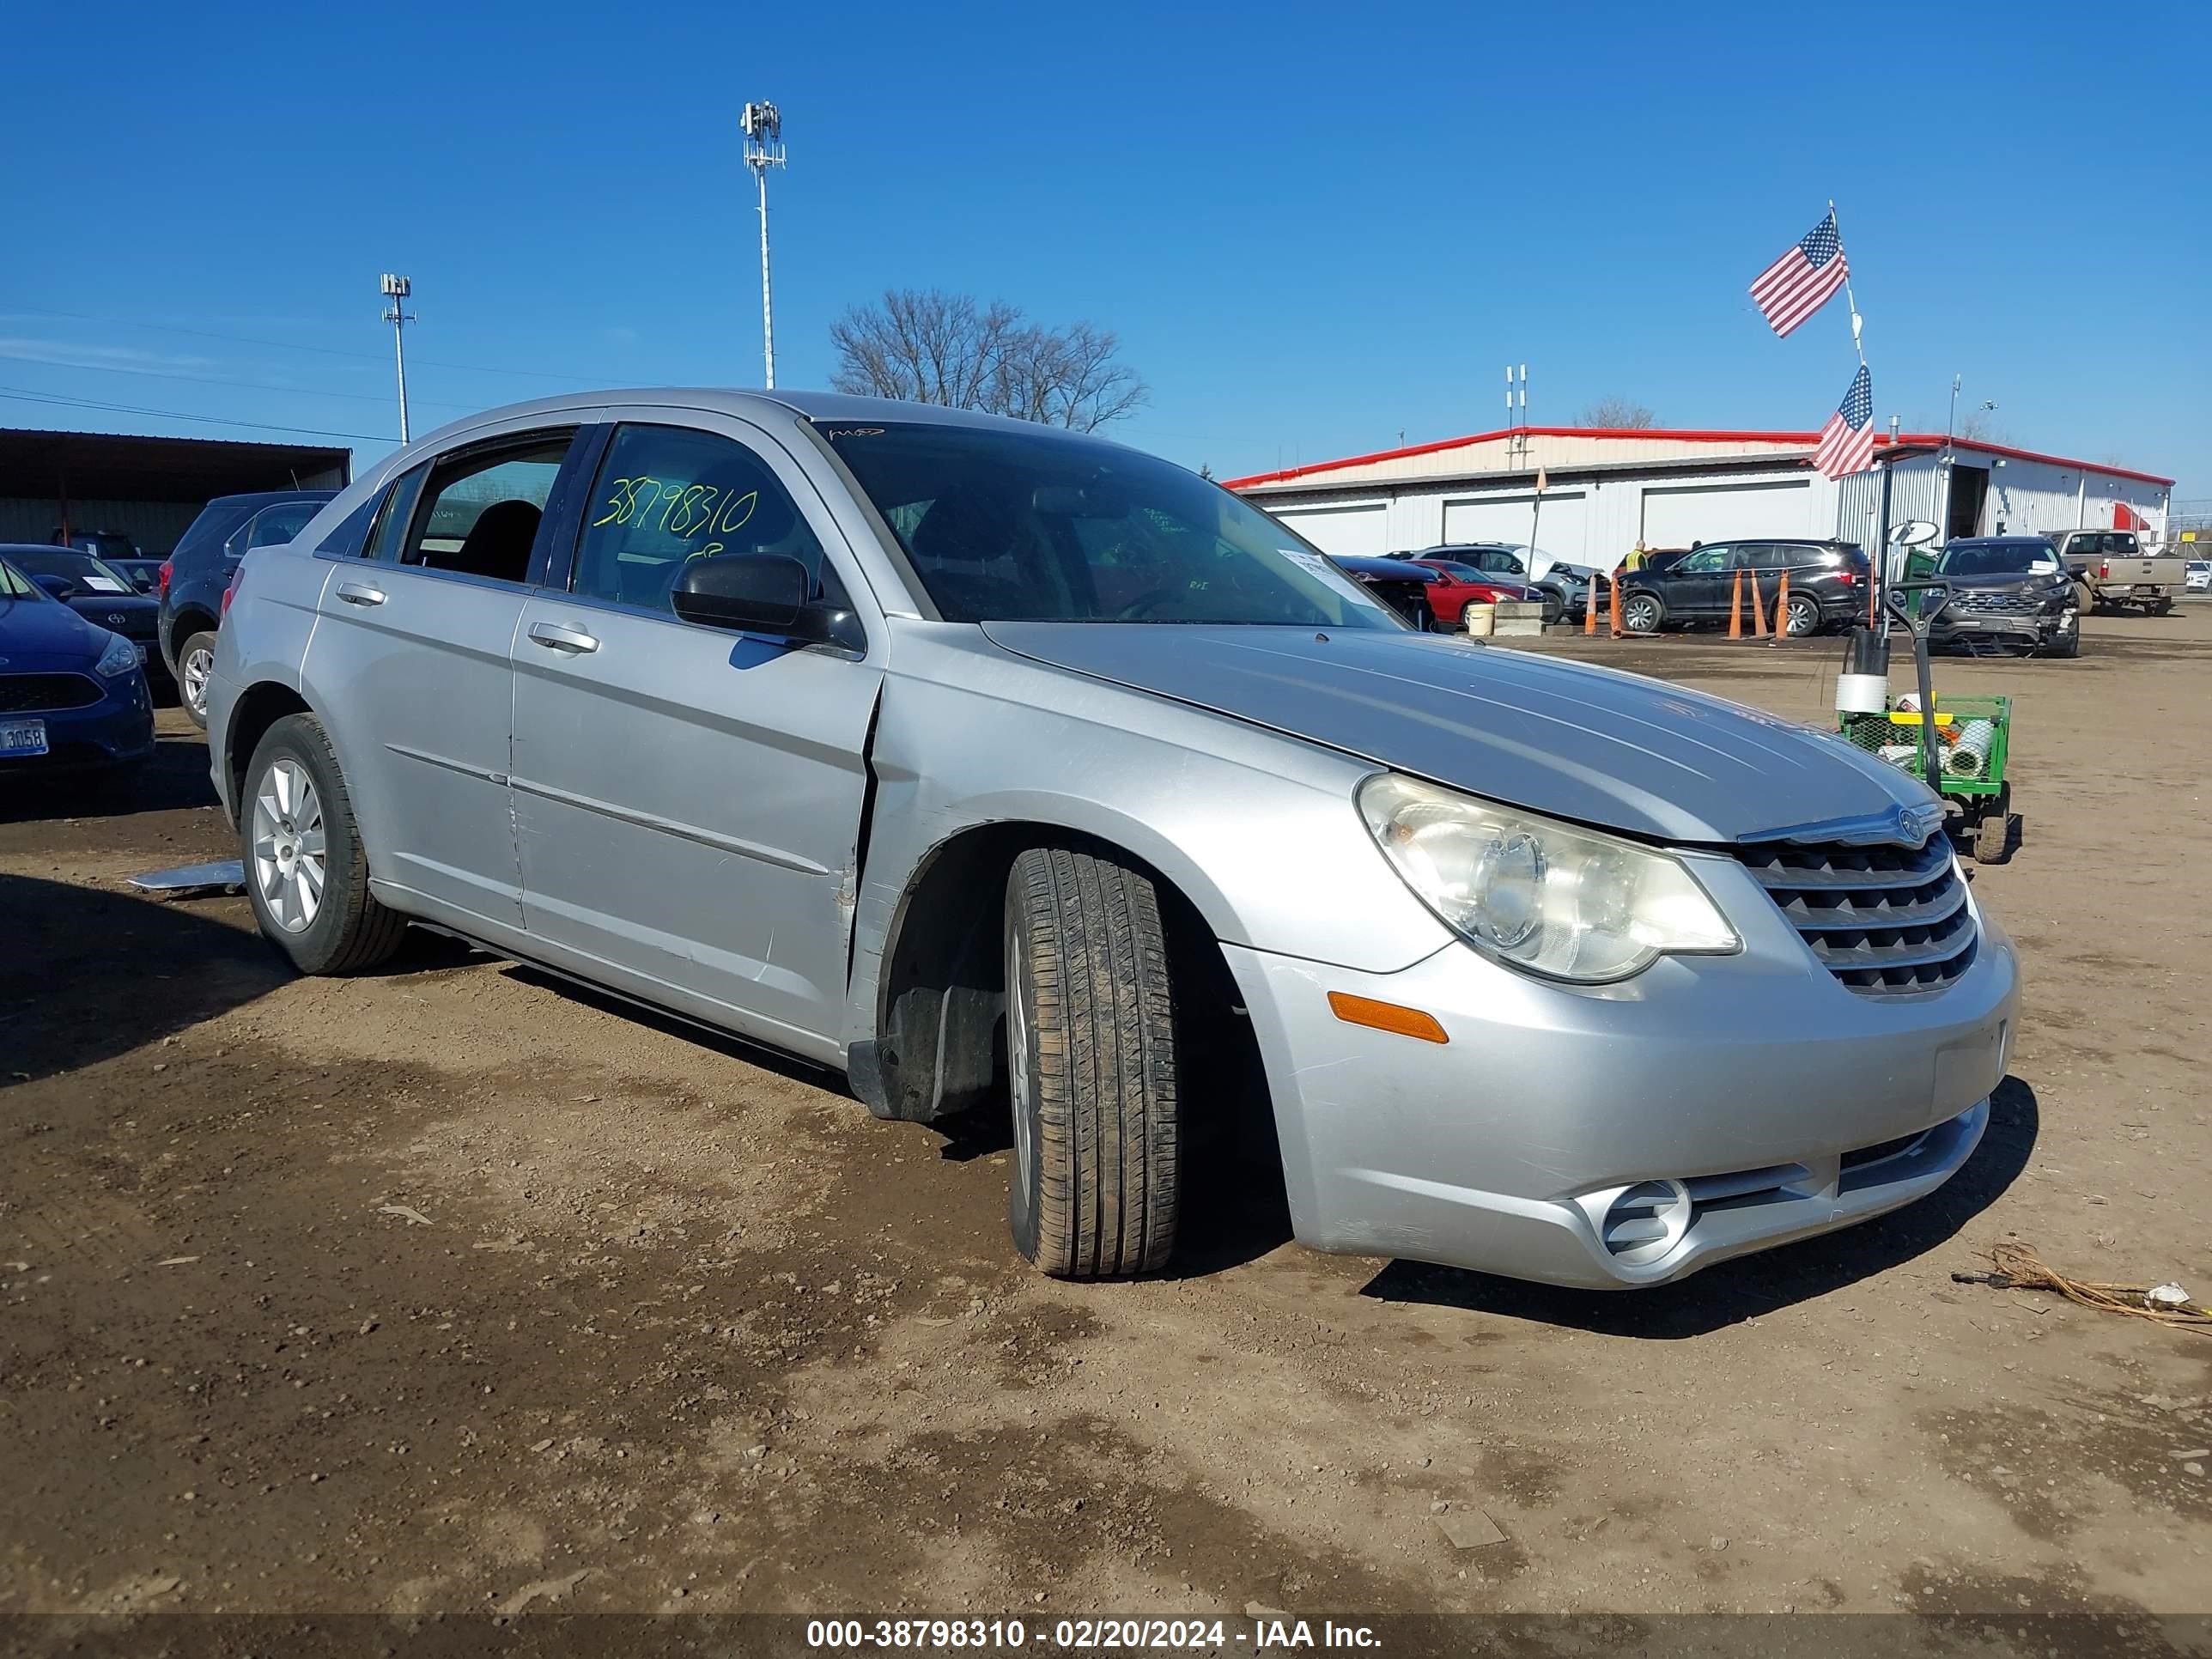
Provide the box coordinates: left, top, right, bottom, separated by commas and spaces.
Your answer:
1933, 608, 2074, 648
1226, 854, 2019, 1289
0, 670, 155, 777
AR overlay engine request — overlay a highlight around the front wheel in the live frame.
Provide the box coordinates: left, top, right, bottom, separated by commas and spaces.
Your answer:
1004, 846, 1181, 1279
178, 629, 218, 729
1620, 592, 1663, 635
1784, 593, 1821, 636
241, 713, 409, 975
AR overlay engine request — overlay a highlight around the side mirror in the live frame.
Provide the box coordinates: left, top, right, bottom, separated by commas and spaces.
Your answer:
672, 553, 807, 631
670, 553, 861, 651
32, 574, 75, 599
131, 573, 156, 592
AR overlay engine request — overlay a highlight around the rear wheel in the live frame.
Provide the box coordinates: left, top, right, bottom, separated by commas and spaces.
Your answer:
1621, 592, 1663, 635
178, 629, 218, 729
2153, 599, 2175, 617
241, 713, 408, 975
1004, 846, 1180, 1279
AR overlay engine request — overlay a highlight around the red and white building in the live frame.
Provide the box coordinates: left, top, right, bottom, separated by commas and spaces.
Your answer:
1223, 427, 2174, 573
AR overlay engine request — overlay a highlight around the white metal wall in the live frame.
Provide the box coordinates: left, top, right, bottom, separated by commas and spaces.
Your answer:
1272, 501, 1389, 558
1246, 453, 2171, 568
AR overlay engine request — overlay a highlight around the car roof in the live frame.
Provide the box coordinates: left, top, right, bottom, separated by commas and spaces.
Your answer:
1333, 555, 1424, 574
201, 489, 339, 510
1947, 536, 2055, 547
398, 388, 1151, 460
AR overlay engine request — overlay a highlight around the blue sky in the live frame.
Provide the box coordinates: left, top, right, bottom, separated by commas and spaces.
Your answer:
7, 0, 2207, 494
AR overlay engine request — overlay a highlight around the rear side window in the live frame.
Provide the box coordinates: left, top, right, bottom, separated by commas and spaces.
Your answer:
568, 422, 836, 614
246, 501, 322, 551
399, 435, 574, 584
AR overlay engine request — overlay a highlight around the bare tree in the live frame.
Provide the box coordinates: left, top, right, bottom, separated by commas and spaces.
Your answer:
1957, 408, 2007, 443
1578, 396, 1658, 428
830, 289, 1147, 432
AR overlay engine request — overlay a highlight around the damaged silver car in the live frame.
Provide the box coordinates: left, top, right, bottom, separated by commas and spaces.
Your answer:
208, 392, 2018, 1288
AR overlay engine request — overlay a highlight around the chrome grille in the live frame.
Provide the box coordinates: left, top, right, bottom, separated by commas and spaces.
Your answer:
1735, 833, 1976, 998
1951, 588, 2042, 616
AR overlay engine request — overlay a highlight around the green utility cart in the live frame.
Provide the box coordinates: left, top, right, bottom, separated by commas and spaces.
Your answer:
1838, 696, 2014, 863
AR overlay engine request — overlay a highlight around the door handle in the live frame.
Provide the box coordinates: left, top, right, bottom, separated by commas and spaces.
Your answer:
337, 581, 386, 606
528, 621, 600, 653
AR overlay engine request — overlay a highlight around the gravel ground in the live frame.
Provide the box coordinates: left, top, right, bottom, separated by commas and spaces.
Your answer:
2, 612, 2207, 1629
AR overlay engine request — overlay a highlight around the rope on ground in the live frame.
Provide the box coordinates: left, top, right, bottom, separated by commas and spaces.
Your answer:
1953, 1242, 2211, 1334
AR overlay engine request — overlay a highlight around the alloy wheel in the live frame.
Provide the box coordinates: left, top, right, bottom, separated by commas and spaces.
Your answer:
182, 645, 214, 717
250, 758, 327, 933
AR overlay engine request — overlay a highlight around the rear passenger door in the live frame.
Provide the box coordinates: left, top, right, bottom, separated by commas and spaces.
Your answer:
507, 412, 885, 1060
304, 427, 580, 932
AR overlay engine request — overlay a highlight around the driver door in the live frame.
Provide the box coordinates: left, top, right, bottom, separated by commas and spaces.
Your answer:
507, 412, 885, 1060
1666, 545, 1730, 617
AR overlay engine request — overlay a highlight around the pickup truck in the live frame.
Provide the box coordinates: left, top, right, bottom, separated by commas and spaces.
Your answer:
2050, 528, 2188, 615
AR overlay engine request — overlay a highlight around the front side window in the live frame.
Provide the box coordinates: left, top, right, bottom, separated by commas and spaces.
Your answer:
822, 421, 1396, 628
1677, 548, 1727, 574
570, 423, 838, 613
401, 436, 572, 583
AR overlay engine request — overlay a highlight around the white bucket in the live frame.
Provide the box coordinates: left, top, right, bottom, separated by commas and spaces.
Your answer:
1462, 604, 1495, 638
1835, 672, 1888, 715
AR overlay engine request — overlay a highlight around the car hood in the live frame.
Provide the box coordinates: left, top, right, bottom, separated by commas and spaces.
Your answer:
981, 623, 1935, 844
0, 593, 106, 668
64, 592, 159, 628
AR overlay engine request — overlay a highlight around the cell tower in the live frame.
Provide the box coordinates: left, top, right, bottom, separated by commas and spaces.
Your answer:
380, 274, 415, 443
741, 102, 787, 389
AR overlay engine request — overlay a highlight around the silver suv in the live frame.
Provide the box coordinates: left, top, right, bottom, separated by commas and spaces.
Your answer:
210, 391, 2020, 1289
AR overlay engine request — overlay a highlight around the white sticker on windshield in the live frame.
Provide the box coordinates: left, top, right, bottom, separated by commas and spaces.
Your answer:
1280, 548, 1380, 605
82, 576, 126, 592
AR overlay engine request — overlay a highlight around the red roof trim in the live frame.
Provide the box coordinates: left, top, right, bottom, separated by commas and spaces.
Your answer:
1220, 426, 2174, 491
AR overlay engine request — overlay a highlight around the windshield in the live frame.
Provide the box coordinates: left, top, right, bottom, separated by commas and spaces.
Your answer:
1941, 543, 2056, 578
819, 421, 1401, 628
0, 559, 46, 600
9, 549, 137, 592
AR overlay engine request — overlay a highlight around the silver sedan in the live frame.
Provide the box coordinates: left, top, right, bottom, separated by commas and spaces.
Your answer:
207, 391, 2018, 1289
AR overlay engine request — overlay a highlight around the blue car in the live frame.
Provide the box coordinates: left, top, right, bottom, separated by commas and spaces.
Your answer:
0, 555, 155, 781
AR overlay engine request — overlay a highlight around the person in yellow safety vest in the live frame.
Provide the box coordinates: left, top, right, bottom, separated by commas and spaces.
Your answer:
1619, 541, 1650, 577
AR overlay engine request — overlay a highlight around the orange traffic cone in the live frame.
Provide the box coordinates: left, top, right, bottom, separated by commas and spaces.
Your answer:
1727, 569, 1744, 640
1585, 575, 1600, 635
1749, 573, 1768, 638
1608, 574, 1623, 638
1770, 568, 1791, 645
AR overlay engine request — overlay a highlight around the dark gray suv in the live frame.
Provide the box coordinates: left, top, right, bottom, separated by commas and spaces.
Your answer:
1620, 539, 1869, 636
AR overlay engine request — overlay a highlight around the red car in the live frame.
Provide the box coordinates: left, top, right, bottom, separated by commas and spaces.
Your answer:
1403, 557, 1545, 630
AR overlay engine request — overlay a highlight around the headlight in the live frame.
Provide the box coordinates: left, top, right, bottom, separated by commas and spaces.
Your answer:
94, 630, 141, 680
1357, 774, 1739, 982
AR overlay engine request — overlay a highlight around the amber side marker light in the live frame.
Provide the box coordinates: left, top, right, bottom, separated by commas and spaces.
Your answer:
1327, 991, 1449, 1044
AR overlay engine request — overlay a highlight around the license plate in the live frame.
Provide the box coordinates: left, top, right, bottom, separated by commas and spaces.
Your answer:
0, 720, 49, 758
2131, 584, 2158, 597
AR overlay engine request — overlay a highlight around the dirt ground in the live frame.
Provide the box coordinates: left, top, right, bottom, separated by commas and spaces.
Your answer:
3, 611, 2209, 1635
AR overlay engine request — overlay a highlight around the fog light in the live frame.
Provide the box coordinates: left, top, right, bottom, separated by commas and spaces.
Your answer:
1601, 1179, 1693, 1263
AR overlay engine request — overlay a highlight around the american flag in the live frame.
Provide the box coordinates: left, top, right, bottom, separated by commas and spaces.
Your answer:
1750, 211, 1850, 337
1813, 364, 1875, 480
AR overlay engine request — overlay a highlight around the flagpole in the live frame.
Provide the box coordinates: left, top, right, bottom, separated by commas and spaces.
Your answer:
1829, 198, 1866, 368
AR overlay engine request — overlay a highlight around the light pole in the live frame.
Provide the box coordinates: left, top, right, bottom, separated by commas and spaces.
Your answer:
380, 275, 415, 444
741, 102, 787, 389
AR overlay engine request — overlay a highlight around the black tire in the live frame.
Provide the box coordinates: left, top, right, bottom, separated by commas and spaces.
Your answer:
2153, 599, 2175, 617
1003, 845, 1180, 1279
1620, 591, 1663, 635
240, 713, 408, 975
1784, 593, 1821, 637
2047, 614, 2081, 658
177, 629, 219, 730
1973, 812, 2008, 865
